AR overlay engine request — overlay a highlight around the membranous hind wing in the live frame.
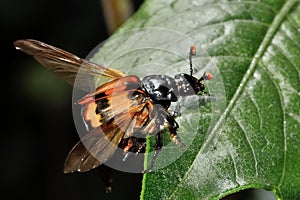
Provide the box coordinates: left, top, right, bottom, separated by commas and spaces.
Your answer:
64, 76, 159, 173
63, 122, 126, 173
14, 39, 125, 91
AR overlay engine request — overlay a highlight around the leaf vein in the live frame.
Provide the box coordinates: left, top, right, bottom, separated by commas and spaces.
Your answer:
232, 111, 259, 177
272, 40, 300, 73
247, 90, 263, 131
261, 64, 287, 190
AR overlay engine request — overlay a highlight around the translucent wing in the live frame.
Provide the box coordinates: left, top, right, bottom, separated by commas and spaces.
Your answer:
14, 39, 125, 91
63, 123, 124, 173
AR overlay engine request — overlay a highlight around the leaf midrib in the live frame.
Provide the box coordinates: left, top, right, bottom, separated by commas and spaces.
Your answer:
165, 0, 298, 199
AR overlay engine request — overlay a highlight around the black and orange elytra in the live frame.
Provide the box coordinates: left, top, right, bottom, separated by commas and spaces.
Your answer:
14, 39, 213, 192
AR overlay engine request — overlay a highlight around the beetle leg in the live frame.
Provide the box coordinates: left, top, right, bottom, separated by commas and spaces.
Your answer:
122, 137, 138, 161
167, 115, 186, 148
99, 165, 113, 193
123, 137, 134, 153
143, 130, 163, 173
168, 109, 180, 118
123, 137, 147, 161
170, 133, 185, 148
122, 151, 130, 162
135, 140, 146, 155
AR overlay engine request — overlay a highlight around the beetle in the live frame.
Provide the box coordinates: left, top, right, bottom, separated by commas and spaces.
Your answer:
14, 39, 212, 190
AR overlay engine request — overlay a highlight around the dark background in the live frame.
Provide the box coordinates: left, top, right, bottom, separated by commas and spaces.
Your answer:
2, 0, 144, 200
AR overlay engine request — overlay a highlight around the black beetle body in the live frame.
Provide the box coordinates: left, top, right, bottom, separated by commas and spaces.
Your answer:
142, 72, 211, 109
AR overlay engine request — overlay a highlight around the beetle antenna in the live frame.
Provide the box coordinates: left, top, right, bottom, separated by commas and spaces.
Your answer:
189, 46, 196, 76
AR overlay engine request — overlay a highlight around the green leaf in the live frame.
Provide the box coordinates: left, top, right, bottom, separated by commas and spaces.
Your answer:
91, 0, 300, 199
